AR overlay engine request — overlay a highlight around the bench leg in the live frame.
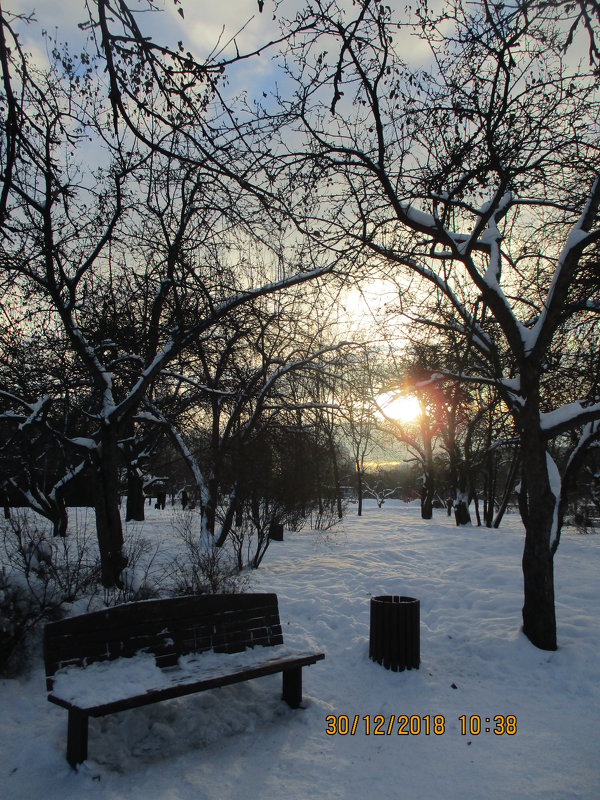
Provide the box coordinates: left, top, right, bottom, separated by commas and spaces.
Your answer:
282, 666, 302, 708
67, 709, 89, 768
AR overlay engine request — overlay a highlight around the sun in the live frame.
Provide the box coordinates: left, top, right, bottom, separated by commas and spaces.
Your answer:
376, 392, 421, 423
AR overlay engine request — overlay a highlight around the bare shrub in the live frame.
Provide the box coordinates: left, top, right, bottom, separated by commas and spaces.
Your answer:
166, 510, 247, 595
102, 528, 161, 607
230, 497, 295, 570
229, 513, 259, 572
311, 499, 347, 532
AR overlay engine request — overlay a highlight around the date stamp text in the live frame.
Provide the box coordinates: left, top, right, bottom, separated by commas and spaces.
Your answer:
325, 714, 517, 736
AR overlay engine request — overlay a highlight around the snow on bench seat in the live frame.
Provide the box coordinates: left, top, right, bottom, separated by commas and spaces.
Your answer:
49, 646, 321, 712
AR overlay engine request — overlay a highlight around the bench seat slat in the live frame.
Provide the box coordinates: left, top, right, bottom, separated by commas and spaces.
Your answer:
48, 649, 325, 716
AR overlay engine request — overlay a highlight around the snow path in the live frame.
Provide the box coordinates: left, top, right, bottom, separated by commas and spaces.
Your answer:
1, 501, 598, 799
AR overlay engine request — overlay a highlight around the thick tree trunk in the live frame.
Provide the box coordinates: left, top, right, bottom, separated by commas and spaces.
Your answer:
518, 388, 557, 651
93, 428, 127, 588
521, 521, 557, 650
126, 470, 145, 521
519, 472, 558, 650
421, 427, 435, 520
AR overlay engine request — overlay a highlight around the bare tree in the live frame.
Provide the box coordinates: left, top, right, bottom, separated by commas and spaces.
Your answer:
336, 346, 378, 516
278, 0, 600, 649
0, 5, 336, 586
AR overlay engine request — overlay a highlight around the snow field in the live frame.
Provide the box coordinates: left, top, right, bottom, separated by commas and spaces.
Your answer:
1, 500, 598, 799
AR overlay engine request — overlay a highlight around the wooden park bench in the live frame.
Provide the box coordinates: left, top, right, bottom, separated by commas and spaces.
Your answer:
43, 593, 325, 767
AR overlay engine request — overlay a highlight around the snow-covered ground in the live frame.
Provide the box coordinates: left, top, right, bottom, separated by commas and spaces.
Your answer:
1, 501, 599, 799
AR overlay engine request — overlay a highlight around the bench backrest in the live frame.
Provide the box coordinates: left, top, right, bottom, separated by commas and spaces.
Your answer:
44, 593, 284, 689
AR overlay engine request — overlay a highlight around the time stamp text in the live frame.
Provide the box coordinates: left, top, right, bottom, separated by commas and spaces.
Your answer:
325, 714, 517, 737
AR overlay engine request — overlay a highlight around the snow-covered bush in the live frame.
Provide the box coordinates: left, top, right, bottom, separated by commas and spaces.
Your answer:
0, 511, 100, 673
2, 512, 100, 606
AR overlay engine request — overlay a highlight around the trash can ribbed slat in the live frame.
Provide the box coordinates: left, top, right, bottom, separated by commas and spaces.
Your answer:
369, 595, 420, 671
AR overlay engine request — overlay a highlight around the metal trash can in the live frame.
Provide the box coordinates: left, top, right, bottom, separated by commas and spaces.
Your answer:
369, 595, 420, 671
268, 522, 284, 541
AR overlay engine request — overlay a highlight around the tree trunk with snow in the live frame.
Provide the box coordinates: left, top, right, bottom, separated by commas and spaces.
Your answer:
452, 460, 471, 526
454, 493, 471, 526
452, 461, 472, 525
420, 428, 435, 520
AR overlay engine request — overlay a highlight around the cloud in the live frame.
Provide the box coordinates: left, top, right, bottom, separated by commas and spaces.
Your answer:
8, 1, 286, 94
8, 1, 282, 56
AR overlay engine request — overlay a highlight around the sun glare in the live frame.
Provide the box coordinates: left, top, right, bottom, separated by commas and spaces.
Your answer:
338, 281, 399, 330
377, 392, 421, 423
